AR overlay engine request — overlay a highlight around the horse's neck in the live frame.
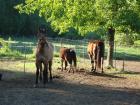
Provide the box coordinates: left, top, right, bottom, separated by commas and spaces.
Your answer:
38, 44, 46, 54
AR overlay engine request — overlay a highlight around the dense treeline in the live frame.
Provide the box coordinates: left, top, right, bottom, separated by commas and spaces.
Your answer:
0, 0, 140, 44
16, 0, 140, 45
0, 0, 59, 37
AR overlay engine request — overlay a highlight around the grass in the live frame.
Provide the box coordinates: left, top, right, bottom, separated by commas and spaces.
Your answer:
114, 46, 140, 60
0, 36, 140, 61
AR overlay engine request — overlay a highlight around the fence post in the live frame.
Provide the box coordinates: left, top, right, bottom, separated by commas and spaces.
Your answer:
23, 44, 26, 74
61, 38, 63, 47
122, 52, 125, 71
83, 40, 85, 63
114, 41, 117, 69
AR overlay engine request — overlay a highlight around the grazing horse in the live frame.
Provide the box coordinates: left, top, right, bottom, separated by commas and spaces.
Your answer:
87, 40, 104, 73
35, 36, 54, 87
60, 47, 77, 73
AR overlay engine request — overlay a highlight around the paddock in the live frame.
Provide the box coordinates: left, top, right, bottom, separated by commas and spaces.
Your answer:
0, 37, 140, 105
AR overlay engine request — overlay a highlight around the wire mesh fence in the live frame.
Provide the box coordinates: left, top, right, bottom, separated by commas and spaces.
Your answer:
0, 37, 140, 74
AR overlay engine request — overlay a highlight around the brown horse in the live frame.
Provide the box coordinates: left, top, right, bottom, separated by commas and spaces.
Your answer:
87, 40, 104, 73
60, 47, 77, 73
35, 36, 54, 87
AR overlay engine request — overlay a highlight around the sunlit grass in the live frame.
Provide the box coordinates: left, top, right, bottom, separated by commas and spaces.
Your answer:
1, 36, 140, 60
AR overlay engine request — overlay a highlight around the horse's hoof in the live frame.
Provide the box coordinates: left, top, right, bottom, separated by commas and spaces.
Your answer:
66, 70, 70, 73
46, 80, 49, 83
39, 78, 42, 81
33, 84, 38, 88
49, 80, 53, 83
43, 84, 47, 88
91, 69, 94, 72
50, 78, 53, 82
38, 80, 42, 83
92, 70, 96, 73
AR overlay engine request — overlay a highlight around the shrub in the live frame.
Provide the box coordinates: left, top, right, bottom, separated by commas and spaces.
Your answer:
134, 40, 140, 46
0, 37, 22, 58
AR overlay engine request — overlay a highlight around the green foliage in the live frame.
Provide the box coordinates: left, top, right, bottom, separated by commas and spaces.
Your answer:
85, 32, 101, 40
134, 40, 140, 46
0, 0, 57, 37
15, 0, 140, 42
0, 0, 140, 44
0, 37, 22, 58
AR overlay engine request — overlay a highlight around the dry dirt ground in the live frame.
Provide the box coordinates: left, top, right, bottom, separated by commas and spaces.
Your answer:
0, 72, 140, 105
0, 60, 140, 105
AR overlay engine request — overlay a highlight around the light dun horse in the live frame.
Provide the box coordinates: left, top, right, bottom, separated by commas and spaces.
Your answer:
87, 40, 104, 73
60, 47, 77, 73
35, 36, 54, 87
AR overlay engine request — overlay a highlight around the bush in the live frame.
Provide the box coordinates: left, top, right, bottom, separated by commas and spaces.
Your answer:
134, 40, 140, 46
85, 32, 101, 40
0, 37, 22, 58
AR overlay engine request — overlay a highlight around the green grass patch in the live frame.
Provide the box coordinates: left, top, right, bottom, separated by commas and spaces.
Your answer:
0, 36, 140, 61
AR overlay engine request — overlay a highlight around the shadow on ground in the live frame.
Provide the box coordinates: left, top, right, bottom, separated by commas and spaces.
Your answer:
0, 69, 140, 105
86, 71, 126, 79
110, 70, 140, 75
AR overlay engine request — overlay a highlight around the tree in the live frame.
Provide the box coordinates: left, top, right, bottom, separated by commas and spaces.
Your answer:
16, 0, 140, 67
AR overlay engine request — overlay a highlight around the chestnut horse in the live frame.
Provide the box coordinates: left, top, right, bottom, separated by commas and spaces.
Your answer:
35, 36, 54, 87
87, 40, 104, 73
60, 47, 77, 73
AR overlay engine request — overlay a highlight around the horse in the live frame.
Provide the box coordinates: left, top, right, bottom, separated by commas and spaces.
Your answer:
87, 40, 104, 73
60, 47, 77, 73
35, 36, 54, 87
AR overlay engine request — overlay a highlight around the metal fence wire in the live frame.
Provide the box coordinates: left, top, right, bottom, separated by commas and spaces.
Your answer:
0, 37, 140, 73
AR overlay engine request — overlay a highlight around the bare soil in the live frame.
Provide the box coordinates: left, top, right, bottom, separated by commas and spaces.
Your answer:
0, 72, 139, 105
0, 60, 140, 105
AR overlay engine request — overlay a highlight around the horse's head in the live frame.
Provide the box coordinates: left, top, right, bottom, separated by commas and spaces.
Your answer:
38, 36, 47, 47
39, 24, 46, 34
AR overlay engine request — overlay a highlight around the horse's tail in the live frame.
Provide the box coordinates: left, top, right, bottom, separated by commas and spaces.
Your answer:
73, 53, 77, 68
97, 42, 104, 68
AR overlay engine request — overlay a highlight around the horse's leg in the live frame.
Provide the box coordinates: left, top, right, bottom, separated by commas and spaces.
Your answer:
49, 60, 53, 81
67, 64, 72, 73
71, 59, 75, 73
39, 63, 42, 81
72, 62, 74, 73
93, 56, 96, 72
61, 59, 64, 71
64, 60, 67, 70
73, 57, 77, 72
35, 62, 40, 86
68, 59, 72, 73
101, 57, 104, 73
95, 59, 97, 72
89, 54, 94, 72
43, 62, 48, 86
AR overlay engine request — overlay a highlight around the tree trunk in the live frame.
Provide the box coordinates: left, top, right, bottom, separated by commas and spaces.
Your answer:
106, 26, 115, 67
